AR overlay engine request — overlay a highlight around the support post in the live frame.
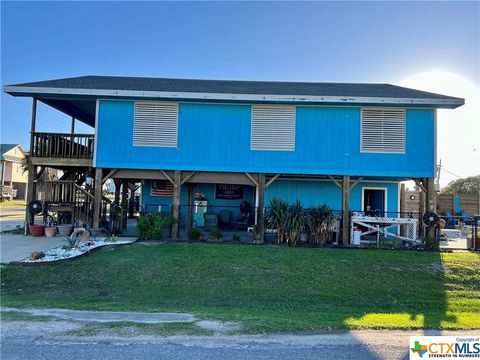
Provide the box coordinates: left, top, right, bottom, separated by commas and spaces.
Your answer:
92, 168, 103, 229
24, 163, 37, 233
128, 184, 136, 219
185, 184, 193, 229
425, 178, 436, 213
341, 175, 350, 246
29, 98, 37, 155
121, 180, 128, 229
114, 180, 121, 204
257, 173, 266, 243
171, 170, 181, 238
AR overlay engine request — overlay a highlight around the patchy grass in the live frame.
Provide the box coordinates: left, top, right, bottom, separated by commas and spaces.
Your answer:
64, 321, 213, 337
0, 200, 25, 209
1, 310, 56, 322
1, 243, 479, 333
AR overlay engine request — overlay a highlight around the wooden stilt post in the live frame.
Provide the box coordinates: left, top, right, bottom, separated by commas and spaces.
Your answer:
257, 173, 266, 243
92, 168, 103, 229
121, 180, 128, 229
425, 178, 436, 213
185, 184, 193, 229
114, 179, 121, 205
29, 98, 37, 156
25, 163, 37, 233
25, 98, 38, 234
171, 170, 181, 238
342, 175, 350, 246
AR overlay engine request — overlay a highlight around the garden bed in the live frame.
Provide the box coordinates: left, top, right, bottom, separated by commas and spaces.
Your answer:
18, 237, 137, 265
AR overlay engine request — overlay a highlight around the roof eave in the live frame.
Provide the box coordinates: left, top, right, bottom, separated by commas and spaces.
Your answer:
3, 85, 465, 109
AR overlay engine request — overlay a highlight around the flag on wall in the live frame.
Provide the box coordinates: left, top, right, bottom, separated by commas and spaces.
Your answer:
151, 180, 174, 197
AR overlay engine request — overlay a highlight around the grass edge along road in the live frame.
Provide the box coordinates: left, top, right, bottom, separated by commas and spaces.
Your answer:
1, 243, 479, 333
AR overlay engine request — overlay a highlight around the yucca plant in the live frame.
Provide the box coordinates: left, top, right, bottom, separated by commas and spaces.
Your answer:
265, 197, 289, 244
307, 203, 335, 246
285, 200, 307, 247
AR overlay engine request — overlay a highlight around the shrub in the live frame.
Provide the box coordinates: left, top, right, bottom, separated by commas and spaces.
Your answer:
285, 200, 307, 247
187, 227, 202, 240
265, 198, 288, 244
137, 212, 175, 240
232, 233, 240, 242
208, 228, 223, 242
307, 204, 335, 246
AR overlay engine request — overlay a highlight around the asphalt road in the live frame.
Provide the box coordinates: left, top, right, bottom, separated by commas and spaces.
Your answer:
2, 333, 406, 360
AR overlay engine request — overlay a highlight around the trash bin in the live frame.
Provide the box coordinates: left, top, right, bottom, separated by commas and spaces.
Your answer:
352, 227, 362, 245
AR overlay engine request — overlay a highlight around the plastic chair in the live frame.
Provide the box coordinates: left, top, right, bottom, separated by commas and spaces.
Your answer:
203, 212, 218, 231
218, 210, 232, 229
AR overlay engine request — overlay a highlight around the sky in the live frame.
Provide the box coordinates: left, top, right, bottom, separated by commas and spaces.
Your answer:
1, 1, 479, 187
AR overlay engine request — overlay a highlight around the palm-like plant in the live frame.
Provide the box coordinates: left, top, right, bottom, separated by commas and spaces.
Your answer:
307, 203, 335, 246
265, 198, 288, 244
285, 200, 307, 247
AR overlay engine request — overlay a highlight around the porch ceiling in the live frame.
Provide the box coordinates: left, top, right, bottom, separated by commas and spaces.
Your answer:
40, 98, 96, 127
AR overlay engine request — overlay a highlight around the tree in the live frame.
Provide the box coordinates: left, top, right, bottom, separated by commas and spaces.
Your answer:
441, 175, 480, 194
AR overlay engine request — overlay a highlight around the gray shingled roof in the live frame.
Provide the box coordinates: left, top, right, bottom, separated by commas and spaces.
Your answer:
7, 75, 462, 101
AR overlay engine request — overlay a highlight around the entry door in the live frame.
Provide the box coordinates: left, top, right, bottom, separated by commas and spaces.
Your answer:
363, 189, 386, 216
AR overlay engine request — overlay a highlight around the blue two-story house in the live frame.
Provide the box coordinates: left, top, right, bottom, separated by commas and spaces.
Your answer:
4, 76, 464, 242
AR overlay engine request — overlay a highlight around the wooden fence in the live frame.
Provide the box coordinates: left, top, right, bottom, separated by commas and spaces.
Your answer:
401, 184, 480, 215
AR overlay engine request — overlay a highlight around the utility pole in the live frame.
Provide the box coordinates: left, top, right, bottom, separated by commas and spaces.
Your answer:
435, 159, 442, 192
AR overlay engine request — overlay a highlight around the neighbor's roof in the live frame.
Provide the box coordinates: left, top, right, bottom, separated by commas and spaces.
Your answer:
1, 144, 21, 160
4, 75, 464, 109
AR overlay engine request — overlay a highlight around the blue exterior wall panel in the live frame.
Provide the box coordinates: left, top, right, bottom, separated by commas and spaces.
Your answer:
265, 180, 399, 213
141, 181, 255, 226
96, 100, 434, 178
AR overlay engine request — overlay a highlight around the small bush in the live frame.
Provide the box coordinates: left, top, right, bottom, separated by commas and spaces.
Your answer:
208, 228, 222, 242
11, 225, 25, 235
104, 236, 120, 243
232, 233, 240, 242
137, 212, 175, 240
187, 227, 202, 240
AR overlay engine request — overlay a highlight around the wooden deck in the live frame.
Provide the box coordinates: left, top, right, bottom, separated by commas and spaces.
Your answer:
30, 132, 94, 166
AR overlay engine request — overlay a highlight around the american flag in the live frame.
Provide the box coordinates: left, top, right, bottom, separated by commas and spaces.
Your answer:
151, 180, 174, 197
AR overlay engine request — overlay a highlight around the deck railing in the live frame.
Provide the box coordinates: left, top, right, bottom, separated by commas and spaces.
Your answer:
32, 132, 94, 159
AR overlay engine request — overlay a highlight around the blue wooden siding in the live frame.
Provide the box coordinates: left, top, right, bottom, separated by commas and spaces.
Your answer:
265, 180, 399, 213
142, 179, 398, 216
96, 100, 434, 177
141, 181, 255, 226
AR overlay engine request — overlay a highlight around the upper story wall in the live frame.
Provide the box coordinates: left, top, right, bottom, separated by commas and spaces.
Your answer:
95, 100, 435, 178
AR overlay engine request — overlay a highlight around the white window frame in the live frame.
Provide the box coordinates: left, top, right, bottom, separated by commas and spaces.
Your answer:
133, 101, 179, 148
250, 104, 296, 151
360, 107, 406, 154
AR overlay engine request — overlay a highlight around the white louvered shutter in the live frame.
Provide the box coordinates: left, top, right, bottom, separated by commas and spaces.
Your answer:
134, 101, 178, 147
361, 108, 406, 154
251, 105, 296, 151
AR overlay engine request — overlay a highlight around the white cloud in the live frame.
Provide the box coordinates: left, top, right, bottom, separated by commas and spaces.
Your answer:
397, 70, 480, 188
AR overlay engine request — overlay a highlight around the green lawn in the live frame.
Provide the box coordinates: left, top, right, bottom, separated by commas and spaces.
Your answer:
0, 200, 25, 209
1, 243, 479, 333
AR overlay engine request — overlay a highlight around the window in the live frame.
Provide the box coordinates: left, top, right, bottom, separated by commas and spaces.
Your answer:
251, 105, 296, 151
361, 108, 406, 154
133, 101, 178, 147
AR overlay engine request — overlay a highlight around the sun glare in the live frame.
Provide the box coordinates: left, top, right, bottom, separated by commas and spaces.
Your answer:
397, 70, 480, 187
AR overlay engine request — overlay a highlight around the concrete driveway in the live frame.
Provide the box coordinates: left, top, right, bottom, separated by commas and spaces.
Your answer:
0, 234, 65, 263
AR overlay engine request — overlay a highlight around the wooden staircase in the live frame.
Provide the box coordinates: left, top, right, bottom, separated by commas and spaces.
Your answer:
35, 179, 119, 232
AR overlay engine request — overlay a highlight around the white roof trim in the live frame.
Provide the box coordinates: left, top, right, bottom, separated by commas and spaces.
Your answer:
3, 85, 465, 107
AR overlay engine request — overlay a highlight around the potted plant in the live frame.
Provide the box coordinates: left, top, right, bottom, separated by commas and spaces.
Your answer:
44, 216, 57, 237
29, 224, 45, 237
57, 222, 73, 236
44, 224, 56, 237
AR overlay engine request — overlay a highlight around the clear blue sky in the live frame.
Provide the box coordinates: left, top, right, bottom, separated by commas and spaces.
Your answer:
1, 1, 479, 148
